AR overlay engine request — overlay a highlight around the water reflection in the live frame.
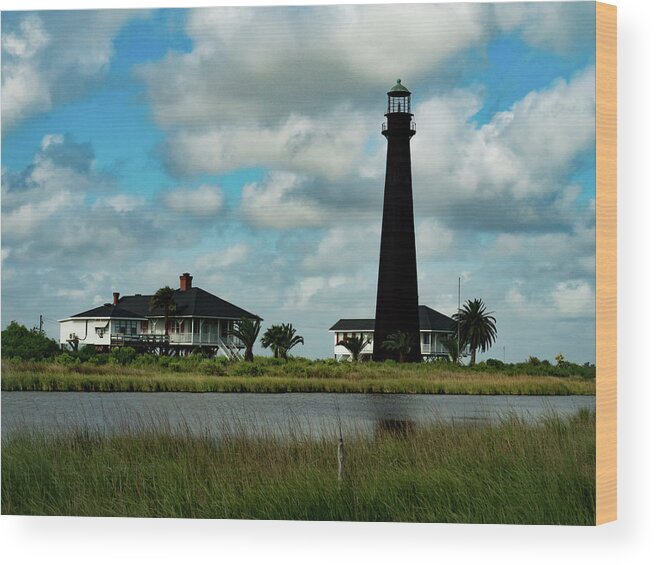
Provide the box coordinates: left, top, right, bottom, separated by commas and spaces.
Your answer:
1, 391, 595, 440
374, 419, 417, 438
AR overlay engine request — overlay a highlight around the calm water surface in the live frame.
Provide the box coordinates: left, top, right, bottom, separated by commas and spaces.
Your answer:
1, 392, 595, 439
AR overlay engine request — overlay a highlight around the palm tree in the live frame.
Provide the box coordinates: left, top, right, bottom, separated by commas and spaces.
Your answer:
150, 286, 177, 336
438, 333, 468, 364
279, 323, 304, 360
381, 331, 416, 363
261, 324, 284, 358
261, 323, 304, 360
228, 317, 261, 362
337, 335, 371, 362
453, 298, 497, 366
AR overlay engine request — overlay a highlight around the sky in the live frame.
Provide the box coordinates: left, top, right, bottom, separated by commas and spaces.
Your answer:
1, 2, 596, 362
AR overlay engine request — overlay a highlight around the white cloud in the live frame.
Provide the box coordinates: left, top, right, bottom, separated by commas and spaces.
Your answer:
416, 219, 453, 259
161, 111, 372, 180
194, 243, 249, 270
408, 67, 595, 234
1, 15, 50, 58
138, 4, 491, 129
488, 226, 595, 281
502, 278, 595, 321
488, 67, 596, 181
163, 184, 225, 217
1, 11, 142, 130
285, 274, 350, 309
551, 280, 595, 317
241, 172, 327, 229
505, 282, 529, 311
95, 195, 145, 213
303, 222, 380, 272
494, 2, 595, 55
0, 134, 160, 262
2, 189, 76, 238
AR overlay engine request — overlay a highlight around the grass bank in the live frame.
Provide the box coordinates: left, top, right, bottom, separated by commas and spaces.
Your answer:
1, 359, 595, 395
1, 411, 595, 524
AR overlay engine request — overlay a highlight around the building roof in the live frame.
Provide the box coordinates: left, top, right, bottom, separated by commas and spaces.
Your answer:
388, 78, 410, 96
330, 305, 454, 332
117, 287, 260, 320
329, 319, 376, 331
65, 286, 260, 321
69, 304, 147, 320
417, 305, 456, 332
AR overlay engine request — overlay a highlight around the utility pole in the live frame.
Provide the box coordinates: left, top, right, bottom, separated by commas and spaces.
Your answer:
39, 315, 43, 333
457, 276, 461, 365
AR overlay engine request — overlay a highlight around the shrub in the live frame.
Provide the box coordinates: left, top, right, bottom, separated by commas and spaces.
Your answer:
199, 359, 228, 376
88, 354, 109, 366
77, 345, 98, 362
110, 347, 137, 366
132, 353, 160, 367
55, 352, 80, 366
230, 362, 264, 377
1, 321, 60, 360
485, 358, 505, 369
170, 353, 206, 372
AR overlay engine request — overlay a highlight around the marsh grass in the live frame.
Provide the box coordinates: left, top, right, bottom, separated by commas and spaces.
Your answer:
1, 410, 595, 524
1, 359, 595, 395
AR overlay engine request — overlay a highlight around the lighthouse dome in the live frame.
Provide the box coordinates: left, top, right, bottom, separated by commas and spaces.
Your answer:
388, 79, 411, 96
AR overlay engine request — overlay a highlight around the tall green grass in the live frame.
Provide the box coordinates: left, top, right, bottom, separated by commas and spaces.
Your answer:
1, 359, 595, 395
1, 411, 595, 524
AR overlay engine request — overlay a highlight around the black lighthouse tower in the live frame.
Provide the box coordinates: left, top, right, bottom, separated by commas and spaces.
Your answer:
373, 79, 421, 362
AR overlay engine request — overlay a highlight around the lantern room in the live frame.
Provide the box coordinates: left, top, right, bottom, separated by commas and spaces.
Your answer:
386, 79, 411, 114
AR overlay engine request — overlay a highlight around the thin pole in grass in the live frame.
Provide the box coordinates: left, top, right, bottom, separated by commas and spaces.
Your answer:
334, 401, 344, 484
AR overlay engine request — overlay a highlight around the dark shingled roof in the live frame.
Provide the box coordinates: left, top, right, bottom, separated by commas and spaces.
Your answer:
418, 305, 456, 332
70, 304, 146, 319
117, 287, 260, 320
329, 319, 375, 331
330, 305, 454, 332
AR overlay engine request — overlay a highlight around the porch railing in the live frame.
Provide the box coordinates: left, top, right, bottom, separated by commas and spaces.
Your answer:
111, 330, 243, 348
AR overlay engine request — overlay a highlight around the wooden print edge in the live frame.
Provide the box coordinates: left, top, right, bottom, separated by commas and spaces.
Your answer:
595, 1, 617, 526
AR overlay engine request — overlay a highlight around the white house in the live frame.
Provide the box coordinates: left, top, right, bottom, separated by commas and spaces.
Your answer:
329, 305, 454, 361
59, 273, 260, 359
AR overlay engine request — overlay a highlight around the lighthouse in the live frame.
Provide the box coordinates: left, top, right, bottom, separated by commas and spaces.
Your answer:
373, 79, 421, 362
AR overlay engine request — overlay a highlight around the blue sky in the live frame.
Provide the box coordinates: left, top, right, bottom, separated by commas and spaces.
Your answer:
1, 3, 597, 361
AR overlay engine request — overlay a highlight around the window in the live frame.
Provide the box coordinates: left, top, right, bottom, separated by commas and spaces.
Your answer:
172, 320, 182, 334
423, 333, 430, 346
112, 320, 138, 335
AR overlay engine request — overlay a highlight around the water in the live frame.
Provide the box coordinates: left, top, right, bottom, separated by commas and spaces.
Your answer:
1, 392, 595, 440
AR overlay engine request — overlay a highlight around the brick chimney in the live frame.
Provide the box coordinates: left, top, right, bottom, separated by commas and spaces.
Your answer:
113, 292, 120, 305
179, 273, 193, 291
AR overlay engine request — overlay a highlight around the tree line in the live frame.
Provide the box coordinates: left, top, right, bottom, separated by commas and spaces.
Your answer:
1, 295, 497, 365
